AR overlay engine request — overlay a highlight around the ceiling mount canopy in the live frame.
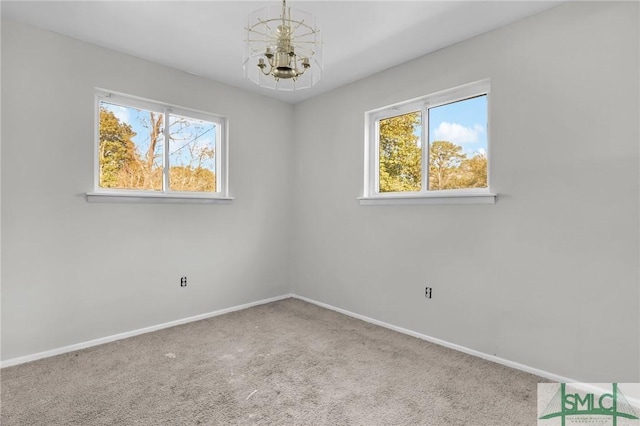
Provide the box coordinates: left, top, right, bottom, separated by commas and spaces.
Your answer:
243, 0, 322, 91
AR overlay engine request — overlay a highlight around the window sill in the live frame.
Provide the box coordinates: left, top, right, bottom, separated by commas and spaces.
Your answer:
86, 192, 234, 204
358, 192, 497, 206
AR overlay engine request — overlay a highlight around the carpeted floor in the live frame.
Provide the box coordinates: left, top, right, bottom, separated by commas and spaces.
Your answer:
1, 298, 546, 425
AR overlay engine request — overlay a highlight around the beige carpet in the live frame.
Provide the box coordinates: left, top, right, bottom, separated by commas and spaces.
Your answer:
1, 298, 546, 425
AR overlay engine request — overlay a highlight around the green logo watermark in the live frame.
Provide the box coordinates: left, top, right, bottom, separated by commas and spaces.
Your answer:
538, 383, 639, 426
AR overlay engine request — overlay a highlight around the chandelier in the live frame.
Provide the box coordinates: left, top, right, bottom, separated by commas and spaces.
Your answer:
244, 0, 322, 91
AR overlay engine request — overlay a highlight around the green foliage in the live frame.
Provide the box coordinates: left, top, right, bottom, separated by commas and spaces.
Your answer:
428, 141, 487, 190
378, 111, 422, 192
457, 154, 488, 189
378, 116, 487, 192
98, 107, 138, 188
98, 108, 216, 192
429, 140, 466, 190
170, 166, 216, 192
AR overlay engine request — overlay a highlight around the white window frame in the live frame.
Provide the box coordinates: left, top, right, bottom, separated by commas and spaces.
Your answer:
87, 89, 232, 204
360, 79, 496, 205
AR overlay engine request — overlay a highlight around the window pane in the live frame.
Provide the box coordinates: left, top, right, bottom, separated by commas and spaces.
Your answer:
428, 95, 487, 190
168, 115, 217, 192
378, 111, 422, 193
98, 101, 164, 191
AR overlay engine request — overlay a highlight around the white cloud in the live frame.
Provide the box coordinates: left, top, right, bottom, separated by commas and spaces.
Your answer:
434, 122, 484, 145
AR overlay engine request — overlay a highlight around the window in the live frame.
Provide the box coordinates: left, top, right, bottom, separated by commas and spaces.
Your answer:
362, 80, 496, 205
88, 90, 230, 203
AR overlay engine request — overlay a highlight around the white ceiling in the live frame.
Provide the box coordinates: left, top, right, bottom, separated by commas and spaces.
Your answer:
1, 1, 564, 104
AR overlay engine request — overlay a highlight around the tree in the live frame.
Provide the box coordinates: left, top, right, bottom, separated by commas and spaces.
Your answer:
428, 140, 466, 190
458, 154, 488, 188
379, 112, 422, 192
167, 117, 216, 192
170, 166, 216, 192
134, 111, 164, 191
98, 107, 138, 188
99, 106, 217, 192
375, 110, 488, 191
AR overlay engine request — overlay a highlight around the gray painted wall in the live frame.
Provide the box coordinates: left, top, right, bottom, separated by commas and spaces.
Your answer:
1, 20, 293, 360
291, 1, 639, 382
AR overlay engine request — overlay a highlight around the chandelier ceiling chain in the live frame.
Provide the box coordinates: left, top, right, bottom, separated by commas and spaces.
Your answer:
243, 0, 322, 91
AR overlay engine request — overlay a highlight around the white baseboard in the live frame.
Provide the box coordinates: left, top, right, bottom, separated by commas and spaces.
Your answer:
291, 294, 640, 409
3, 292, 639, 410
290, 294, 575, 383
0, 294, 292, 369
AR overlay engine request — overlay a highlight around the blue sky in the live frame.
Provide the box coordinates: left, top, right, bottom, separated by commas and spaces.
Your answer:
428, 95, 487, 157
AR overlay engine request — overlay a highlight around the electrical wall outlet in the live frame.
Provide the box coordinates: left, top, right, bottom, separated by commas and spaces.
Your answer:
180, 276, 187, 287
425, 287, 432, 299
